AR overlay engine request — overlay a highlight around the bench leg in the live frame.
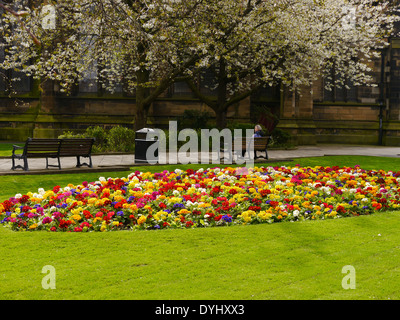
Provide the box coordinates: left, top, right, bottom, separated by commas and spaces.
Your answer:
76, 155, 93, 168
46, 157, 61, 170
254, 149, 268, 160
23, 157, 29, 171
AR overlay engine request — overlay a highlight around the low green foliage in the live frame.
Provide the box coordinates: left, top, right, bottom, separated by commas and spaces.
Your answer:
58, 126, 135, 153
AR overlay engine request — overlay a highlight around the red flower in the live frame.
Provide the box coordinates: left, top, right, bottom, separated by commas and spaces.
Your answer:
80, 222, 90, 228
114, 202, 123, 209
19, 195, 30, 204
185, 221, 194, 228
83, 210, 93, 219
59, 219, 72, 229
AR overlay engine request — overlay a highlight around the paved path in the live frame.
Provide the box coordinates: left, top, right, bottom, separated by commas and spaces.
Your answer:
1, 144, 399, 175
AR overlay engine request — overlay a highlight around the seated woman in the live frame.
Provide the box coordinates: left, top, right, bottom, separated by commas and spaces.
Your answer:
242, 124, 265, 157
253, 124, 265, 138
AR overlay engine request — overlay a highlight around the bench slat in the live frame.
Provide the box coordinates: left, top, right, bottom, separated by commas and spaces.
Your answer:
11, 137, 95, 171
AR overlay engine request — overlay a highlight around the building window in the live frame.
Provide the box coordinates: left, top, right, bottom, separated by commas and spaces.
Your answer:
323, 65, 358, 103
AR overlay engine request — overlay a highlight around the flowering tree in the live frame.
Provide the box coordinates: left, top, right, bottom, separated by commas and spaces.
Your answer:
0, 0, 399, 129
183, 0, 400, 128
0, 0, 211, 130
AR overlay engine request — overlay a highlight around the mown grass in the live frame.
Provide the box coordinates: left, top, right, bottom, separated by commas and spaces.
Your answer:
1, 212, 400, 300
1, 155, 400, 300
0, 143, 23, 157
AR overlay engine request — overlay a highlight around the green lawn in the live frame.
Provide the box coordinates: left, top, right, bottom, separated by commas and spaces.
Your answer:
1, 155, 400, 300
1, 211, 400, 300
0, 143, 23, 157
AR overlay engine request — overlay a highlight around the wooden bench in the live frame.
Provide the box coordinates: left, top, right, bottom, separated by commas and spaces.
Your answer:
11, 138, 95, 171
220, 136, 270, 162
59, 138, 95, 169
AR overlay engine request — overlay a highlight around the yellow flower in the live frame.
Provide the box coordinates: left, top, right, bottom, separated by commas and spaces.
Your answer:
168, 197, 182, 204
71, 214, 82, 221
137, 216, 147, 225
257, 211, 272, 220
114, 195, 124, 202
29, 223, 38, 229
199, 203, 211, 208
178, 209, 191, 215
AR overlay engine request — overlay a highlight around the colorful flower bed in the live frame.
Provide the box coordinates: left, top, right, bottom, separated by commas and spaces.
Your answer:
1, 165, 400, 232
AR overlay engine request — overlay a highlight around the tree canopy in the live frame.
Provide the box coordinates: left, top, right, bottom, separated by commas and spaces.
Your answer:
0, 0, 399, 128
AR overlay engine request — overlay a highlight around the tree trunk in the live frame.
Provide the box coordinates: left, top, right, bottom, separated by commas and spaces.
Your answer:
134, 43, 151, 131
215, 109, 228, 129
215, 59, 228, 129
134, 100, 149, 131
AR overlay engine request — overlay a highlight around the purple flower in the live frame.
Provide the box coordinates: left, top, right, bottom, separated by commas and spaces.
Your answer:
42, 217, 52, 224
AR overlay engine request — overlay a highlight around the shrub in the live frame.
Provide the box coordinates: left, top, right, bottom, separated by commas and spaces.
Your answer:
85, 126, 108, 152
58, 125, 135, 153
107, 126, 135, 152
270, 128, 292, 147
58, 131, 86, 139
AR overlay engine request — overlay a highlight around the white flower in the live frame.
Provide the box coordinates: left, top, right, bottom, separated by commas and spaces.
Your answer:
293, 210, 300, 217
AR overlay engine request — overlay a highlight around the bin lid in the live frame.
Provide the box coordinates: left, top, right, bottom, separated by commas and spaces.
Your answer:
136, 128, 155, 133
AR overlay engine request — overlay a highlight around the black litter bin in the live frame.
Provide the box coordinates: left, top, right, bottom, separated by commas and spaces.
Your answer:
135, 128, 159, 164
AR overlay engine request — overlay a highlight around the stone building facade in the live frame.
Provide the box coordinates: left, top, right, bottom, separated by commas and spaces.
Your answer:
1, 36, 400, 146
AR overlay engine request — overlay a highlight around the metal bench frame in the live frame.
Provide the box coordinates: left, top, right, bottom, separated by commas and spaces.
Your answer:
219, 136, 270, 163
11, 138, 95, 171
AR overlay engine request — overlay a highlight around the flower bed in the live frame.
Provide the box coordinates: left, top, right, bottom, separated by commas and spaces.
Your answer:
1, 165, 400, 232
